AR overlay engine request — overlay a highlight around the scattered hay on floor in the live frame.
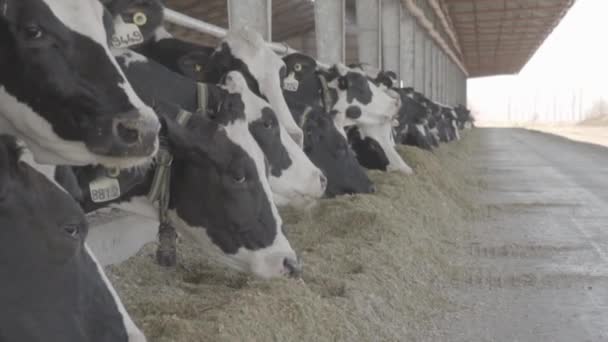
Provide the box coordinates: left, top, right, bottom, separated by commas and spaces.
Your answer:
107, 130, 483, 342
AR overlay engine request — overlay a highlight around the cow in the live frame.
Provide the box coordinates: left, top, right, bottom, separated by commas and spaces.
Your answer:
0, 135, 146, 342
102, 0, 304, 148
114, 49, 326, 207
56, 73, 302, 279
392, 88, 434, 151
282, 53, 413, 173
0, 0, 160, 168
289, 102, 376, 196
454, 104, 473, 129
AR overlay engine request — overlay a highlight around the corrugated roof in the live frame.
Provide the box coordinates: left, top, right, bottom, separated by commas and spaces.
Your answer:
445, 0, 576, 77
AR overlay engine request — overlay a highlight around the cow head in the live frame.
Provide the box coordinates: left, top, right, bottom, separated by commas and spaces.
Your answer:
294, 105, 376, 197
101, 0, 164, 45
166, 80, 300, 279
222, 72, 326, 208
203, 28, 304, 148
322, 63, 401, 128
0, 0, 160, 168
0, 135, 146, 341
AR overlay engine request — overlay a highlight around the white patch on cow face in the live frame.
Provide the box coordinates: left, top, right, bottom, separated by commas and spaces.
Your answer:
223, 72, 325, 208
85, 245, 148, 342
113, 49, 149, 67
170, 212, 298, 279
0, 93, 156, 168
452, 120, 461, 140
223, 28, 304, 147
358, 122, 413, 174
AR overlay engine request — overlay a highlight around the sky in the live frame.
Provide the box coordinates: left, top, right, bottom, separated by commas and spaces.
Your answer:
468, 0, 608, 124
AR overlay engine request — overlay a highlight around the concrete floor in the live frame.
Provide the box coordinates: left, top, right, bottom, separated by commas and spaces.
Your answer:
443, 128, 608, 342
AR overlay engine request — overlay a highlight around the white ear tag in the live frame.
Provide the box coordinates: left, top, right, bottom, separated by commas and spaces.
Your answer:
111, 16, 144, 49
283, 72, 299, 92
89, 177, 121, 203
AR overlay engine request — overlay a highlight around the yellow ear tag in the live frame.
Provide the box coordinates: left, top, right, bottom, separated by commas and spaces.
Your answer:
294, 63, 302, 72
195, 64, 203, 73
133, 12, 148, 27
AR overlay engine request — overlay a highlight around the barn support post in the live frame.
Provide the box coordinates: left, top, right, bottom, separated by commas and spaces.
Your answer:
314, 0, 346, 63
413, 21, 425, 91
424, 35, 432, 97
381, 0, 401, 77
440, 52, 446, 103
227, 0, 272, 41
355, 0, 382, 68
431, 42, 438, 100
399, 5, 415, 87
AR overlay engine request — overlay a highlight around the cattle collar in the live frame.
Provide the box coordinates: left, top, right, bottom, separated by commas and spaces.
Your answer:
317, 74, 334, 113
147, 109, 192, 222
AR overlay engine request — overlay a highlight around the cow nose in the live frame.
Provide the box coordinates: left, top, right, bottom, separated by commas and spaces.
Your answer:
114, 119, 141, 145
283, 257, 303, 278
320, 173, 328, 192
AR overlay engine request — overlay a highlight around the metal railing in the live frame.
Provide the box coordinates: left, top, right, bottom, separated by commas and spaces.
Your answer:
163, 8, 330, 69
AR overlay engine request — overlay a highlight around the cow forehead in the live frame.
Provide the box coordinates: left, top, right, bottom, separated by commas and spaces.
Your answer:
42, 0, 107, 46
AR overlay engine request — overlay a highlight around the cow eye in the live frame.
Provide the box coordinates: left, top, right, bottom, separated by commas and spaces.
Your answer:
263, 120, 273, 129
63, 223, 80, 238
233, 175, 246, 184
23, 25, 43, 40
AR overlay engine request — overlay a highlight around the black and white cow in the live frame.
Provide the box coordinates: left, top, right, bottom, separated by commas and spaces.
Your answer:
57, 73, 302, 279
114, 49, 326, 207
282, 53, 412, 173
454, 104, 473, 129
0, 0, 160, 168
288, 101, 376, 196
0, 135, 145, 342
103, 0, 304, 148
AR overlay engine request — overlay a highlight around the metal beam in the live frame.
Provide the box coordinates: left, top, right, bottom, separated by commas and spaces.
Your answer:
227, 0, 272, 41
355, 0, 382, 68
382, 0, 401, 75
399, 5, 415, 87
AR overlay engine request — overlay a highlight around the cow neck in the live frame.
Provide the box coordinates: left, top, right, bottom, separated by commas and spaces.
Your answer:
317, 73, 334, 113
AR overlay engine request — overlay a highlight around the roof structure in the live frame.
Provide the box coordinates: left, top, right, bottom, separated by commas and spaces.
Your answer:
445, 0, 576, 77
164, 0, 576, 78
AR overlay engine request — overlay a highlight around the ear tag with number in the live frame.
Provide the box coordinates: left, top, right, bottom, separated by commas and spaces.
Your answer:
89, 176, 121, 203
111, 16, 144, 49
283, 72, 299, 92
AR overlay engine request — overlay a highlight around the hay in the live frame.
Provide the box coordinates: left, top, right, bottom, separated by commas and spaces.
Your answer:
107, 131, 482, 342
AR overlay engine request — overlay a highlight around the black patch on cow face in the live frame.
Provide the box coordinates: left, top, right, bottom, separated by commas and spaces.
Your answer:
346, 106, 362, 119
103, 0, 164, 43
248, 107, 292, 177
294, 106, 375, 196
281, 53, 325, 107
326, 67, 373, 106
0, 0, 157, 158
204, 43, 268, 101
346, 127, 389, 171
0, 135, 130, 342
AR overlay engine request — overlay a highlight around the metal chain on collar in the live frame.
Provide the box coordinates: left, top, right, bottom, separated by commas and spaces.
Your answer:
299, 106, 313, 128
147, 109, 192, 225
197, 82, 208, 113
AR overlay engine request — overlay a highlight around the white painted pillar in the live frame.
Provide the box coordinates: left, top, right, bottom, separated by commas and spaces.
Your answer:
431, 42, 438, 100
413, 22, 425, 91
227, 0, 272, 41
355, 0, 382, 68
424, 36, 432, 96
381, 0, 401, 75
399, 5, 415, 87
314, 0, 346, 63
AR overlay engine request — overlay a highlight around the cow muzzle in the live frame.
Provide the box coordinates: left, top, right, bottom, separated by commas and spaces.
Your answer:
86, 109, 160, 159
